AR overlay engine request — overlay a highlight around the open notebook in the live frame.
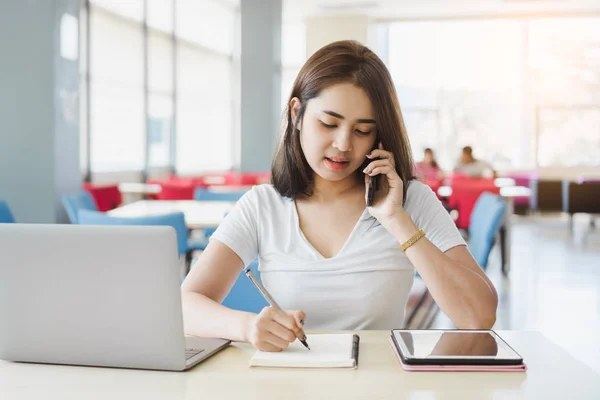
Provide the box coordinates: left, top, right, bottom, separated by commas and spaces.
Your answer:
249, 334, 360, 369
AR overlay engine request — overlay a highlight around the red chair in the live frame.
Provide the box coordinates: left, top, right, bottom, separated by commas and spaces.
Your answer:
146, 176, 207, 200
167, 174, 200, 186
447, 179, 500, 230
239, 172, 271, 185
421, 178, 443, 200
156, 182, 195, 200
82, 183, 122, 212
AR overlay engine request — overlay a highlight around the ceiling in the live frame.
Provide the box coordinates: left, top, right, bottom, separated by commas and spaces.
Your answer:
283, 0, 600, 21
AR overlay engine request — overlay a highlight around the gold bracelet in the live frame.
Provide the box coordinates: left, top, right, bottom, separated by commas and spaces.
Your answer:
400, 229, 426, 252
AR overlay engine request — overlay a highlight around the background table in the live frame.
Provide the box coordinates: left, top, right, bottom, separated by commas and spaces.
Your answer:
117, 183, 162, 203
109, 200, 235, 229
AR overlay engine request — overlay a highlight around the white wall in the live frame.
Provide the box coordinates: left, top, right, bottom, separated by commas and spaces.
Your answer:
0, 0, 81, 223
305, 15, 370, 57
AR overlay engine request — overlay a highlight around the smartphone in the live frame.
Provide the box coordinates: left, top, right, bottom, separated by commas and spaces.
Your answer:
364, 157, 380, 207
366, 175, 376, 206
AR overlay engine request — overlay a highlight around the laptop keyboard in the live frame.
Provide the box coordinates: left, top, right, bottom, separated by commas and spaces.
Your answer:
185, 348, 205, 360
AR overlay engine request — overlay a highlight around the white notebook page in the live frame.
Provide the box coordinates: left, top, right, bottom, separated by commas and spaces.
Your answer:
249, 334, 357, 368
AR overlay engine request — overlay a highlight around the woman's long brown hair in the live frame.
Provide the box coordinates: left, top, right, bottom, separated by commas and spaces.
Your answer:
272, 40, 414, 203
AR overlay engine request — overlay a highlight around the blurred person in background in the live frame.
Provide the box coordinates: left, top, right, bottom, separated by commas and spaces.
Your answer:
453, 146, 496, 178
414, 148, 443, 181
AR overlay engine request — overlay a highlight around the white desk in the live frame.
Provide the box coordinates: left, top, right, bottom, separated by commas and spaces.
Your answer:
494, 177, 516, 187
117, 183, 162, 195
436, 185, 532, 199
117, 183, 162, 203
109, 200, 235, 229
1, 331, 598, 399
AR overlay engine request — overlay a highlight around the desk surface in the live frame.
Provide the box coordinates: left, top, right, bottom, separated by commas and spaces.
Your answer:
117, 182, 162, 195
109, 200, 236, 229
1, 331, 598, 399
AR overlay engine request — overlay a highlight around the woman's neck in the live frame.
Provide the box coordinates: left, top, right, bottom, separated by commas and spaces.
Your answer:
307, 174, 363, 203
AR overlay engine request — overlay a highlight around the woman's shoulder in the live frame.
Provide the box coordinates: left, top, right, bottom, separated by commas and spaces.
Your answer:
406, 179, 434, 196
404, 180, 438, 210
245, 184, 291, 207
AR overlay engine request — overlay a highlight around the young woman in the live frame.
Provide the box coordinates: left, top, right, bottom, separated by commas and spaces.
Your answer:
415, 148, 444, 181
181, 41, 497, 352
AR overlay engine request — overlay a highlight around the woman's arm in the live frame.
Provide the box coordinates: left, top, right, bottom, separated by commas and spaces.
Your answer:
181, 240, 306, 351
180, 240, 254, 341
364, 144, 498, 329
388, 213, 498, 329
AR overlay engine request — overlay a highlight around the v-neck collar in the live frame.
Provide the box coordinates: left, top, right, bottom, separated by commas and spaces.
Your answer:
291, 200, 370, 260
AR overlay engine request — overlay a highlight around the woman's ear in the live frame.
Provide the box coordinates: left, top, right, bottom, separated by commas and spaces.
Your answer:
289, 97, 302, 128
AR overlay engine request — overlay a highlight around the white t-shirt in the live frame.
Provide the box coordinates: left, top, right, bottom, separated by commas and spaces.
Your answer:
211, 181, 465, 330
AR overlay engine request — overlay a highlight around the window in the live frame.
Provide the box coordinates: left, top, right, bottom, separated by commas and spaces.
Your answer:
174, 0, 238, 174
529, 17, 600, 167
401, 109, 439, 162
387, 16, 600, 170
89, 3, 144, 172
280, 19, 306, 110
176, 43, 234, 173
82, 0, 239, 176
387, 20, 524, 171
537, 107, 600, 167
147, 5, 174, 168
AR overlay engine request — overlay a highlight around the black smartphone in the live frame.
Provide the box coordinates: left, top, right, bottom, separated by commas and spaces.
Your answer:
363, 156, 380, 207
367, 174, 377, 207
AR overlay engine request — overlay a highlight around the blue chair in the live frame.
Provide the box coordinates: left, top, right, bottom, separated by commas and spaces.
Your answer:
221, 258, 268, 314
193, 188, 247, 202
77, 210, 207, 268
193, 188, 247, 243
467, 192, 507, 270
62, 191, 97, 224
0, 200, 15, 223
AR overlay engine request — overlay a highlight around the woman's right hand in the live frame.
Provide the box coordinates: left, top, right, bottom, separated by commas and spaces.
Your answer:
244, 307, 306, 352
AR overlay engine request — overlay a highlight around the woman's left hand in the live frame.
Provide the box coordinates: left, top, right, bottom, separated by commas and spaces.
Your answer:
363, 142, 406, 227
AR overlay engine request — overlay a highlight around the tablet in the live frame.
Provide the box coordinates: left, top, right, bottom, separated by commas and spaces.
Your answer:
391, 329, 523, 365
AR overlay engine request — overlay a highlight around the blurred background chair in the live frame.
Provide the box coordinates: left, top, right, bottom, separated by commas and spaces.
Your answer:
82, 183, 123, 211
191, 188, 247, 246
220, 258, 268, 314
62, 191, 98, 224
0, 200, 15, 223
77, 209, 207, 271
446, 178, 500, 230
155, 182, 196, 200
530, 178, 563, 213
467, 192, 508, 270
194, 188, 247, 202
562, 179, 600, 232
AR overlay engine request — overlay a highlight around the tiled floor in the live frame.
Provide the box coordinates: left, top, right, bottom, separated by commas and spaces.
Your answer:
431, 213, 600, 374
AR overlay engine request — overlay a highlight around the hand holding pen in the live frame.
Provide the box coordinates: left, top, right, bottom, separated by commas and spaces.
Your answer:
245, 268, 310, 352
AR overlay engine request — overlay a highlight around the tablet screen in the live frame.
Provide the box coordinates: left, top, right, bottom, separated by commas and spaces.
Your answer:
392, 330, 522, 364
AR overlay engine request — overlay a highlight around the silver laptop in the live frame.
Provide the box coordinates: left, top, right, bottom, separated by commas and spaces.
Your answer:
0, 223, 230, 371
